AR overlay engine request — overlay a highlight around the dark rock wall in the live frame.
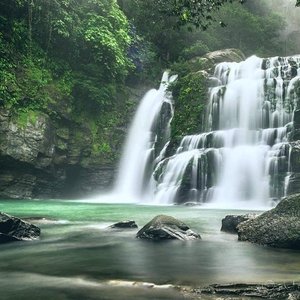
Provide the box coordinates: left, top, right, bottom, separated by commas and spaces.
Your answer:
0, 108, 115, 199
287, 77, 300, 195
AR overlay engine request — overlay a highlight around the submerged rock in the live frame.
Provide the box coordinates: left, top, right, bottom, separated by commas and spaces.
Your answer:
109, 220, 138, 229
221, 214, 258, 233
237, 193, 300, 249
136, 215, 201, 241
0, 212, 41, 243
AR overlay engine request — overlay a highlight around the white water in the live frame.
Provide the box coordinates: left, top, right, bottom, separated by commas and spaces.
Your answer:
153, 55, 300, 208
113, 72, 177, 202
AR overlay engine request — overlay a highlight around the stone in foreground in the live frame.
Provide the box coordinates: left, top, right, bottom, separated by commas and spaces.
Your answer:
237, 194, 300, 249
109, 220, 138, 229
221, 214, 257, 233
191, 283, 300, 300
0, 212, 41, 243
136, 215, 201, 241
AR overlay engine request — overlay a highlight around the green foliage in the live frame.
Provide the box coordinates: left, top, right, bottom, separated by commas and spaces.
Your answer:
181, 42, 210, 60
120, 0, 188, 62
12, 110, 40, 128
0, 0, 296, 167
73, 72, 117, 113
0, 0, 133, 109
120, 0, 288, 70
201, 2, 286, 56
143, 0, 298, 29
170, 71, 208, 146
82, 1, 133, 78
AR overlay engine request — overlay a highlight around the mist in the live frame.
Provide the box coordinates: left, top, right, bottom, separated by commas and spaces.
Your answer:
259, 0, 300, 55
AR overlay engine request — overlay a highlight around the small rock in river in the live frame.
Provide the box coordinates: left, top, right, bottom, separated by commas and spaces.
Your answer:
136, 214, 201, 241
109, 220, 138, 229
0, 212, 41, 243
221, 214, 258, 234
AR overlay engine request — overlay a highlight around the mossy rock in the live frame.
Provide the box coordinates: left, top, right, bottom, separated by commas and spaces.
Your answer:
136, 214, 201, 241
237, 193, 300, 249
204, 48, 246, 64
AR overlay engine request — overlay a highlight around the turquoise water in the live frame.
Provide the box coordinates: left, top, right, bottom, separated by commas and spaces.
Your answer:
0, 200, 299, 300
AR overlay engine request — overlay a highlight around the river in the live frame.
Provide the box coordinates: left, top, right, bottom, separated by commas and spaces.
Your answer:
0, 199, 299, 299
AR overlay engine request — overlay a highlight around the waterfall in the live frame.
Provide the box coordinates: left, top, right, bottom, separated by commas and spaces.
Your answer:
114, 71, 177, 202
153, 55, 300, 208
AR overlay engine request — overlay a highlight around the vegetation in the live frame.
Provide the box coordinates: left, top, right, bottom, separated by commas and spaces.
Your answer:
0, 0, 298, 162
169, 69, 208, 147
0, 0, 134, 162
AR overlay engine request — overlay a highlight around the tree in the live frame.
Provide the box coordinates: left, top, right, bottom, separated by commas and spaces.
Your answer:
152, 0, 299, 29
200, 2, 286, 56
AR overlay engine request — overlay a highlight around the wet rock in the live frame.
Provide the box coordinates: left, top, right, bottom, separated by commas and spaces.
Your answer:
0, 212, 41, 243
191, 283, 300, 299
287, 141, 300, 195
183, 202, 201, 207
221, 214, 258, 234
136, 215, 201, 241
0, 107, 117, 199
109, 220, 138, 229
237, 193, 300, 249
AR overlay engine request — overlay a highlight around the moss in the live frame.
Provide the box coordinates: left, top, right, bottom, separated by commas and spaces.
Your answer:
169, 71, 208, 149
12, 110, 40, 128
140, 215, 190, 231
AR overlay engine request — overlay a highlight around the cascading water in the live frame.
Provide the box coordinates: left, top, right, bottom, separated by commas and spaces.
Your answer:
114, 71, 177, 202
152, 55, 300, 208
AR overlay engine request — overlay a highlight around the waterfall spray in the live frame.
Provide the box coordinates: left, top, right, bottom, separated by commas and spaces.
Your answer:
152, 55, 300, 208
114, 71, 177, 202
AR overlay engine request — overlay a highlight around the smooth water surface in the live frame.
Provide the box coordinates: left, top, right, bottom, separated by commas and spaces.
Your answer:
0, 200, 299, 299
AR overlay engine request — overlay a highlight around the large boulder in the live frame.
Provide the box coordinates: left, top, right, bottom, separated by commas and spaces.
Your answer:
0, 212, 41, 243
287, 141, 300, 195
204, 48, 246, 64
136, 215, 201, 241
237, 194, 300, 249
221, 214, 257, 234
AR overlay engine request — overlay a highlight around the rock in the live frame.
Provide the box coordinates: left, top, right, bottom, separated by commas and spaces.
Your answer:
221, 214, 258, 234
287, 141, 300, 195
183, 202, 200, 207
109, 220, 138, 229
154, 101, 173, 158
237, 193, 300, 249
136, 215, 201, 241
0, 212, 41, 243
0, 108, 117, 199
191, 283, 300, 299
204, 48, 246, 64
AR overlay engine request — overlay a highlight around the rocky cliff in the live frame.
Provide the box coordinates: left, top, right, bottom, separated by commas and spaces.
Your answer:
0, 108, 115, 199
0, 80, 153, 200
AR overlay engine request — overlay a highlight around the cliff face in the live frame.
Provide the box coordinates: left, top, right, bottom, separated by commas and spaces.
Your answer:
0, 108, 115, 199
